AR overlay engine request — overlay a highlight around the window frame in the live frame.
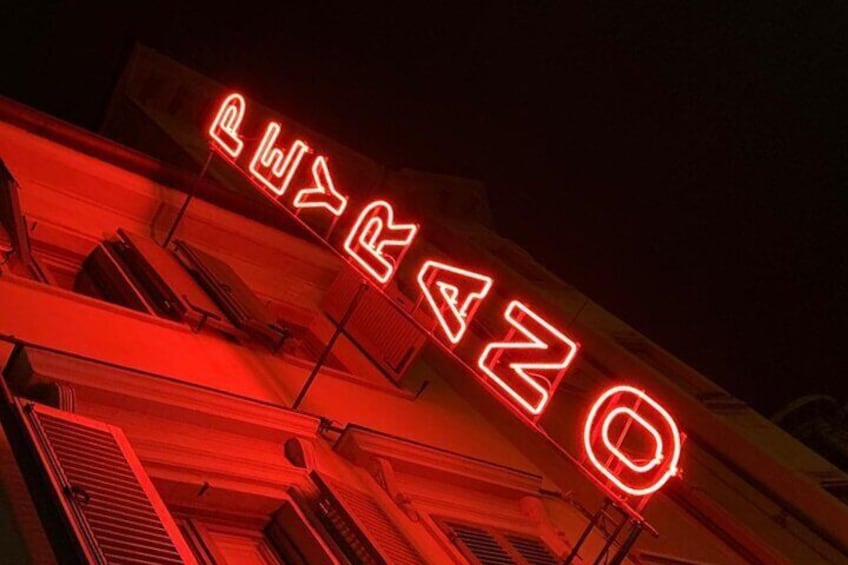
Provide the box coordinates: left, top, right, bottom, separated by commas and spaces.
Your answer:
179, 517, 286, 565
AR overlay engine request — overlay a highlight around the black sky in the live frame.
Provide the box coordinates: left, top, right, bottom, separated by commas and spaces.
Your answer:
2, 3, 846, 415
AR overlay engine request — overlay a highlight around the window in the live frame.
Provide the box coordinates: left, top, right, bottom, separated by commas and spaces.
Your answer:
437, 518, 560, 565
265, 491, 341, 565
1, 344, 342, 565
181, 519, 284, 565
174, 490, 346, 565
331, 426, 572, 564
175, 486, 343, 565
0, 394, 197, 563
175, 486, 374, 565
310, 471, 425, 564
76, 240, 162, 314
72, 229, 295, 351
73, 230, 233, 328
173, 239, 288, 349
0, 158, 53, 284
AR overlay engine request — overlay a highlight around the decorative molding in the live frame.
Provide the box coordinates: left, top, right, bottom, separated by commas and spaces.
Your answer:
26, 381, 77, 412
4, 345, 321, 441
335, 425, 544, 498
368, 456, 420, 522
284, 437, 317, 471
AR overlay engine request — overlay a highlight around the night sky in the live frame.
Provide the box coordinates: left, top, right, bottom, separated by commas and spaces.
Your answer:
2, 3, 846, 415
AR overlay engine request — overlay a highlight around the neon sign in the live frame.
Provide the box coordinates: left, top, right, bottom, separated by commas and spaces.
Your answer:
248, 122, 311, 197
478, 300, 579, 415
583, 386, 682, 496
293, 156, 349, 216
205, 93, 684, 498
208, 93, 246, 159
343, 200, 419, 285
416, 260, 493, 344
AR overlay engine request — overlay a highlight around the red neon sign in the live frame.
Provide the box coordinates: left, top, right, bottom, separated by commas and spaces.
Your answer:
205, 92, 686, 500
209, 93, 246, 159
477, 300, 579, 416
292, 156, 349, 216
416, 260, 493, 344
249, 122, 310, 197
343, 200, 418, 284
583, 386, 682, 496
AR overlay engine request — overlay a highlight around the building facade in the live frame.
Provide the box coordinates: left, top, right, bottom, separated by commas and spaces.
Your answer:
0, 46, 846, 564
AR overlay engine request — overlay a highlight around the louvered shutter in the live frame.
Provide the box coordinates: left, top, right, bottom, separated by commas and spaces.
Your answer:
173, 240, 287, 350
109, 229, 192, 321
321, 267, 426, 382
503, 533, 559, 565
75, 242, 155, 314
115, 229, 237, 335
311, 472, 424, 565
440, 520, 559, 565
443, 522, 515, 565
1, 398, 197, 564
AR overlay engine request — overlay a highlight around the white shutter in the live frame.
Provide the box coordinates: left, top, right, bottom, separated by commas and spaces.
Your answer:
312, 472, 424, 565
440, 519, 559, 565
2, 398, 197, 564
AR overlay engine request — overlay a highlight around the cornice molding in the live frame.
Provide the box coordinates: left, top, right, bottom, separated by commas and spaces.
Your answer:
26, 380, 77, 412
4, 344, 321, 441
335, 425, 544, 498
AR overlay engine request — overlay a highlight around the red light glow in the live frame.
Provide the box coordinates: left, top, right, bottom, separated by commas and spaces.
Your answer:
202, 93, 687, 505
583, 385, 682, 497
292, 156, 349, 216
416, 260, 493, 344
477, 301, 579, 415
208, 93, 247, 159
248, 122, 310, 197
343, 200, 418, 284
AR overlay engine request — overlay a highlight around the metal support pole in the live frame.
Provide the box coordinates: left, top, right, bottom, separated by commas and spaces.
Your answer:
325, 214, 341, 239
162, 151, 215, 247
564, 499, 610, 564
609, 524, 643, 565
291, 281, 368, 409
592, 514, 628, 565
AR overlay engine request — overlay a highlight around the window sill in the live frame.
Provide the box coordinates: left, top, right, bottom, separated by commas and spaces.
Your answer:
0, 270, 194, 334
